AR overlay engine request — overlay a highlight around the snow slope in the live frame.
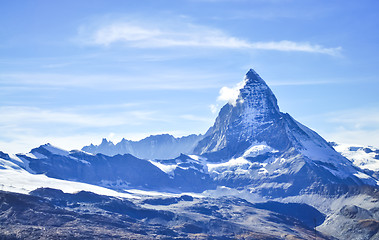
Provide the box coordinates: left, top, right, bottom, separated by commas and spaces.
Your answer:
0, 156, 135, 198
333, 143, 379, 172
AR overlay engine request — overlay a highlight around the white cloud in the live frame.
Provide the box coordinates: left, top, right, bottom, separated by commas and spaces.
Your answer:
92, 23, 162, 46
80, 21, 341, 56
85, 22, 251, 49
217, 79, 246, 106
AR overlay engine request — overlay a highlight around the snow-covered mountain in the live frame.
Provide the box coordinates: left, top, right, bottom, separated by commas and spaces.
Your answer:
190, 69, 377, 196
0, 149, 134, 198
6, 68, 373, 198
0, 143, 214, 193
1, 69, 378, 240
82, 134, 202, 159
332, 143, 379, 172
77, 69, 378, 197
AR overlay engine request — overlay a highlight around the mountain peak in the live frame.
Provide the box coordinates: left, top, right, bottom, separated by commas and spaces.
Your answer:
30, 143, 70, 157
245, 68, 264, 85
238, 69, 279, 113
100, 138, 114, 146
195, 69, 339, 160
192, 69, 302, 157
193, 69, 283, 157
192, 69, 378, 193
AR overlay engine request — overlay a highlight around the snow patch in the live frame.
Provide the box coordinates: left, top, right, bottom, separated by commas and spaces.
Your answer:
243, 143, 277, 158
0, 167, 136, 198
207, 157, 250, 173
257, 168, 268, 175
259, 182, 292, 189
9, 154, 23, 163
149, 160, 178, 176
0, 158, 22, 170
353, 171, 371, 179
24, 153, 38, 159
30, 151, 48, 159
188, 155, 207, 161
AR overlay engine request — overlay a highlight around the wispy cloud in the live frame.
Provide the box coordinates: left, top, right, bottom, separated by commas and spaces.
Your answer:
268, 79, 340, 86
0, 105, 205, 154
0, 129, 197, 155
326, 108, 379, 129
301, 108, 379, 147
324, 129, 379, 148
79, 21, 341, 56
180, 114, 214, 123
0, 105, 170, 153
249, 41, 341, 55
0, 72, 223, 91
0, 106, 158, 129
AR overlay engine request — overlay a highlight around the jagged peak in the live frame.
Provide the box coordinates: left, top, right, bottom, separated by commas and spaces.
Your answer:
237, 69, 280, 113
145, 133, 174, 139
241, 68, 270, 91
245, 68, 265, 85
221, 69, 271, 107
100, 138, 114, 146
193, 69, 282, 156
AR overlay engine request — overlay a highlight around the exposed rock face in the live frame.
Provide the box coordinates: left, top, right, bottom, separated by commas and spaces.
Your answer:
194, 69, 288, 157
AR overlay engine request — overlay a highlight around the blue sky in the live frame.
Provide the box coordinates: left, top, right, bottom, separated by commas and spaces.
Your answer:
1, 0, 379, 153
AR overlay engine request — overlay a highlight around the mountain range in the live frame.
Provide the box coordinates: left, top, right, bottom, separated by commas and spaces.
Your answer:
82, 134, 202, 160
0, 69, 378, 240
